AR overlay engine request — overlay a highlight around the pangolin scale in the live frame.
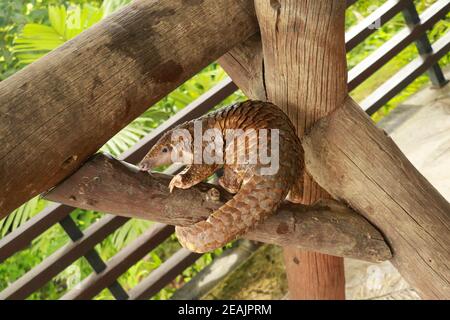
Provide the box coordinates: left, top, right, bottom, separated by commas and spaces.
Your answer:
139, 100, 304, 253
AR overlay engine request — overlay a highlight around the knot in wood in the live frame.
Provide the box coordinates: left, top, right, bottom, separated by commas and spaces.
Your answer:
206, 187, 221, 202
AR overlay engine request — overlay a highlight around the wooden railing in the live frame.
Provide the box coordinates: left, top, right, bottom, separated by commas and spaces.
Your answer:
0, 0, 448, 300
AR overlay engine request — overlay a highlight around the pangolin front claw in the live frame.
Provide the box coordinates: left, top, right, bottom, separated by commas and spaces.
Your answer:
169, 174, 183, 193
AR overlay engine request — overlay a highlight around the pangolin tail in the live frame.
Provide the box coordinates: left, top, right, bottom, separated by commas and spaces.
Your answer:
175, 173, 289, 253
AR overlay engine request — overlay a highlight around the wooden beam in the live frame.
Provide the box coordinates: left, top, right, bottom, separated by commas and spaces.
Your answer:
251, 0, 348, 299
218, 34, 266, 101
0, 0, 258, 218
302, 97, 450, 300
44, 153, 392, 263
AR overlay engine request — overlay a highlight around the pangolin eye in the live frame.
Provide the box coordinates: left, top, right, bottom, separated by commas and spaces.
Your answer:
161, 147, 169, 153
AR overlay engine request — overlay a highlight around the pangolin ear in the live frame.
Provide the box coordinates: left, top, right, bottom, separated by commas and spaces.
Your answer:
170, 142, 180, 155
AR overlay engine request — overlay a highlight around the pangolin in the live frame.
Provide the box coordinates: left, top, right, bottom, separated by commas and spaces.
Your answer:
138, 100, 304, 253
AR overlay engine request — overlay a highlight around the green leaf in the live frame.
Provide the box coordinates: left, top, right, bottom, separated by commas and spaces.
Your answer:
111, 219, 152, 249
48, 5, 66, 38
13, 4, 107, 65
0, 196, 45, 237
13, 23, 64, 54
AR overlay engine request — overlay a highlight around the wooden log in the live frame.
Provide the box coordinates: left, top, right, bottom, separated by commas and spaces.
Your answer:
0, 0, 258, 218
44, 153, 392, 263
302, 97, 450, 299
218, 34, 266, 101
251, 0, 347, 299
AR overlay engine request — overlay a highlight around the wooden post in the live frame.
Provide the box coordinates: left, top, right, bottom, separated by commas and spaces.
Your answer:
253, 0, 347, 299
0, 0, 259, 218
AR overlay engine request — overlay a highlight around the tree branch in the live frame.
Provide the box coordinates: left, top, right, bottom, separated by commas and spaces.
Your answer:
44, 153, 391, 263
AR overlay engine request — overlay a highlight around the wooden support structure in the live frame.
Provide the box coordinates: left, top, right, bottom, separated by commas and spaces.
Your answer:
302, 97, 450, 299
0, 0, 449, 300
220, 0, 450, 299
0, 0, 258, 218
257, 0, 347, 300
44, 153, 391, 263
221, 0, 348, 299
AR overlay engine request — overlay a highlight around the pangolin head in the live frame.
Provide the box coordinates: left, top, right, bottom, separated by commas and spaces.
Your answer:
138, 126, 193, 171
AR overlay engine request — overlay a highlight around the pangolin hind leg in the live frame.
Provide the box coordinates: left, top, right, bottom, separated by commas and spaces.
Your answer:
175, 173, 287, 253
286, 174, 304, 203
286, 137, 305, 204
218, 165, 242, 194
169, 164, 218, 192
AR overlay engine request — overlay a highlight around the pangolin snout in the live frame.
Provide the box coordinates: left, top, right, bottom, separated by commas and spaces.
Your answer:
138, 160, 152, 172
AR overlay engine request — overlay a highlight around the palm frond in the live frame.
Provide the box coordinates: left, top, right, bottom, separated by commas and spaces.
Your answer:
13, 4, 105, 63
13, 23, 64, 62
0, 196, 46, 238
111, 219, 152, 250
100, 119, 151, 156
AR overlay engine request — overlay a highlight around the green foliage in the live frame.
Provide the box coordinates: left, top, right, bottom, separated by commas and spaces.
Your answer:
0, 0, 46, 79
0, 0, 448, 300
0, 0, 105, 79
12, 0, 125, 63
346, 0, 450, 121
0, 196, 47, 237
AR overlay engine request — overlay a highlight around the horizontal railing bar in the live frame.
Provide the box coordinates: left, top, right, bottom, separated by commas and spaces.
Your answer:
348, 0, 450, 91
0, 203, 72, 263
0, 200, 128, 298
0, 215, 128, 300
361, 31, 450, 114
61, 223, 174, 300
345, 0, 410, 52
128, 249, 201, 300
58, 215, 129, 300
0, 79, 235, 263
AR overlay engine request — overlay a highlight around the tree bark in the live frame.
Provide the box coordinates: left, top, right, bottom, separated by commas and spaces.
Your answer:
218, 34, 266, 101
0, 0, 258, 218
302, 97, 450, 299
44, 153, 392, 263
283, 249, 346, 300
250, 0, 348, 299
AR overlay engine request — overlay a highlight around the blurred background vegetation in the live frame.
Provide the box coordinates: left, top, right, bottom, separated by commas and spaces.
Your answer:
0, 0, 448, 299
